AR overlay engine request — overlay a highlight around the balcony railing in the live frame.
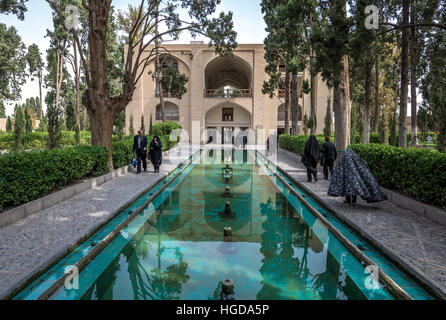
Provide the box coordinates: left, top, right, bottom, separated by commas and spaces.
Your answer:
156, 112, 179, 121
278, 89, 303, 99
204, 88, 252, 98
155, 91, 181, 99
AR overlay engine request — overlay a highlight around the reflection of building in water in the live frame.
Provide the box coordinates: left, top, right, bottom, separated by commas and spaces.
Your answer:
125, 43, 334, 144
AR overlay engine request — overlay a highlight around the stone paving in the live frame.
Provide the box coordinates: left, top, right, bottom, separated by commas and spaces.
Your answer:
267, 148, 446, 295
0, 148, 193, 299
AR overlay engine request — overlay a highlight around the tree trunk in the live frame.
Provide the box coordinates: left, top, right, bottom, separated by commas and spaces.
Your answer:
399, 0, 410, 148
334, 54, 351, 152
89, 109, 114, 165
362, 60, 373, 143
284, 70, 290, 135
410, 6, 418, 146
74, 40, 81, 129
155, 1, 165, 122
55, 41, 66, 123
85, 0, 115, 170
291, 73, 298, 135
39, 72, 43, 119
374, 56, 379, 133
311, 72, 318, 135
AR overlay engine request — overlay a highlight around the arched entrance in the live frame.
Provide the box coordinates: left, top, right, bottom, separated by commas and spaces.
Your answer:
204, 56, 253, 98
204, 102, 252, 145
277, 103, 302, 135
156, 102, 179, 121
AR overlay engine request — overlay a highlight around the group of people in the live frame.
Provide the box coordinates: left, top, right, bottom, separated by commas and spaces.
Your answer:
301, 135, 387, 205
132, 130, 163, 174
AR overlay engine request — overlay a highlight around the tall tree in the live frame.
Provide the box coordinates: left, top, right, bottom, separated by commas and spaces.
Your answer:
312, 0, 352, 151
44, 0, 237, 170
6, 115, 12, 131
13, 104, 25, 148
0, 99, 5, 118
26, 44, 44, 119
0, 23, 27, 101
0, 0, 28, 20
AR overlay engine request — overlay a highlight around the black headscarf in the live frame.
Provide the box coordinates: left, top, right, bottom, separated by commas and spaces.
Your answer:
328, 148, 388, 203
301, 135, 320, 170
305, 135, 320, 161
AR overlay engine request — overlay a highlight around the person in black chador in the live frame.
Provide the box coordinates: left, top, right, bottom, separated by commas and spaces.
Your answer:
132, 130, 147, 174
328, 148, 388, 205
320, 136, 337, 180
148, 135, 163, 173
301, 135, 320, 182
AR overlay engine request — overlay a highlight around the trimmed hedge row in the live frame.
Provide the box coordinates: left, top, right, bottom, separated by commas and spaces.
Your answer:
0, 131, 94, 150
0, 133, 180, 212
279, 134, 326, 155
350, 144, 446, 208
0, 145, 109, 211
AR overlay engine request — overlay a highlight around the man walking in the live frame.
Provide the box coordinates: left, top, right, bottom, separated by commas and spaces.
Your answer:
320, 136, 337, 180
133, 129, 148, 174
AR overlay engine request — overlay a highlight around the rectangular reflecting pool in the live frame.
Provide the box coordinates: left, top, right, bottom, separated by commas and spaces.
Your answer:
14, 149, 436, 300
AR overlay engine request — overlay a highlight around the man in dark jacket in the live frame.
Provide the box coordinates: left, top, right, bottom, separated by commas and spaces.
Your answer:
320, 136, 337, 180
133, 130, 148, 174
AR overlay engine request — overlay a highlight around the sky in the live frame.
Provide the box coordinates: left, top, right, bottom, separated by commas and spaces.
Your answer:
0, 0, 267, 116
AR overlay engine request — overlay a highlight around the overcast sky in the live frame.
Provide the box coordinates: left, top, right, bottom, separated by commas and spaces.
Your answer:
0, 0, 267, 116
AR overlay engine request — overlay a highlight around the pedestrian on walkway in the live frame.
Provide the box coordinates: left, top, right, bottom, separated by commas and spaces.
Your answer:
132, 130, 148, 174
320, 136, 337, 180
328, 148, 387, 204
148, 135, 163, 173
301, 135, 320, 182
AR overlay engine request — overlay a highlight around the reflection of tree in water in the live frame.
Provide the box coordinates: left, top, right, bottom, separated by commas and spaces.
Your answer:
87, 213, 190, 300
256, 195, 313, 300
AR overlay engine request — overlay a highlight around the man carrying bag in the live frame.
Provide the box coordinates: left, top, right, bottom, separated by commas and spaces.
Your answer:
133, 129, 148, 174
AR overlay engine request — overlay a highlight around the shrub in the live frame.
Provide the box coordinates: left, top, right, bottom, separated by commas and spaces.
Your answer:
350, 144, 446, 208
112, 138, 133, 169
152, 121, 182, 137
0, 145, 109, 211
279, 134, 325, 155
0, 131, 181, 211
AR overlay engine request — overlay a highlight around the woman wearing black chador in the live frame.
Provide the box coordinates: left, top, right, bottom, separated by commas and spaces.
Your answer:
148, 136, 163, 173
301, 135, 320, 182
328, 148, 388, 204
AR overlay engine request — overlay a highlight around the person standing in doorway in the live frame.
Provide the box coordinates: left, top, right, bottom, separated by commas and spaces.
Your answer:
133, 130, 148, 174
320, 136, 337, 180
149, 135, 163, 173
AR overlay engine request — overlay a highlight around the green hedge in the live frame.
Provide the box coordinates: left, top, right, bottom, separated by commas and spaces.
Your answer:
0, 132, 180, 212
279, 134, 326, 155
350, 144, 446, 208
0, 131, 95, 150
0, 146, 109, 211
152, 121, 182, 137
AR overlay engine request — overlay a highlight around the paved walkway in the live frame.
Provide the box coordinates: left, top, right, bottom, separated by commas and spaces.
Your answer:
266, 148, 446, 295
0, 148, 193, 299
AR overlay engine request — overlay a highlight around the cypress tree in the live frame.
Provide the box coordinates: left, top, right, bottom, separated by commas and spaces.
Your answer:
74, 124, 80, 146
141, 115, 145, 134
13, 107, 25, 149
324, 97, 332, 137
149, 113, 153, 135
25, 110, 32, 133
0, 100, 5, 118
6, 116, 12, 132
129, 114, 135, 136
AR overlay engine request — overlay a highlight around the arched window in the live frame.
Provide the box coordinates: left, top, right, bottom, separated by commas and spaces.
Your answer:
156, 102, 179, 121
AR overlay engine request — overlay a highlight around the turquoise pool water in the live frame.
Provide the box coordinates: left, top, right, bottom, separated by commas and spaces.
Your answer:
14, 149, 435, 300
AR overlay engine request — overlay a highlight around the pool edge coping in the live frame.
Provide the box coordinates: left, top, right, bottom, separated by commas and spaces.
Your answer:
266, 150, 446, 300
2, 151, 195, 300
